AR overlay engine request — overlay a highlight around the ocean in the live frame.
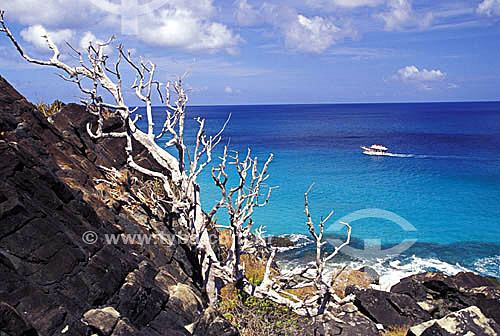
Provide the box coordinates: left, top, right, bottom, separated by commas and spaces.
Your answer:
146, 102, 500, 287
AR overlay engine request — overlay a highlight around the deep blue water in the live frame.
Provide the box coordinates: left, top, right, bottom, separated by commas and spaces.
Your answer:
144, 102, 500, 281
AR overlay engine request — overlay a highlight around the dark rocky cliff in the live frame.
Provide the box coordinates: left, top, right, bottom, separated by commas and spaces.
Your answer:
0, 76, 237, 336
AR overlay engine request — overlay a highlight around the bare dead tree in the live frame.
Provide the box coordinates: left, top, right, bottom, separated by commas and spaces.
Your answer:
207, 146, 275, 283
206, 144, 353, 316
248, 183, 354, 317
1, 11, 353, 316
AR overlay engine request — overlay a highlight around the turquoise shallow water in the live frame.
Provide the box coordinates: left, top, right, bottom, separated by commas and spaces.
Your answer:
144, 102, 500, 280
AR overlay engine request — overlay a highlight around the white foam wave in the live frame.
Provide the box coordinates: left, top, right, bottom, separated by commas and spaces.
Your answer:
375, 255, 472, 290
278, 254, 474, 292
474, 255, 500, 278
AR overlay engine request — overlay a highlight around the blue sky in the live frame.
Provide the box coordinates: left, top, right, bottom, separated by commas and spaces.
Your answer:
0, 0, 499, 105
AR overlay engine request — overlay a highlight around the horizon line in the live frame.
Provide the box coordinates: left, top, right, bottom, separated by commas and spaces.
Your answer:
184, 100, 500, 107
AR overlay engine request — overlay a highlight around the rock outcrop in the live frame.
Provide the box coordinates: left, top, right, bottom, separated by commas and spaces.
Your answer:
0, 75, 237, 336
316, 303, 380, 336
343, 271, 500, 335
346, 287, 431, 328
408, 306, 500, 336
391, 271, 500, 325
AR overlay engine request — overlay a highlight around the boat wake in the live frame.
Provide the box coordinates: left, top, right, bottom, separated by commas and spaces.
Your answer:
359, 144, 497, 160
363, 151, 414, 158
364, 152, 499, 161
412, 154, 500, 161
389, 153, 415, 158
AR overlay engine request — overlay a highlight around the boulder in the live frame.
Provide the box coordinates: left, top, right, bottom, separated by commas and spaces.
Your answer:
0, 302, 38, 336
357, 266, 380, 285
166, 283, 204, 328
192, 307, 239, 336
391, 272, 498, 301
110, 319, 139, 336
346, 287, 431, 328
82, 307, 120, 335
408, 306, 500, 336
463, 286, 500, 326
391, 271, 500, 323
315, 312, 379, 336
268, 236, 294, 248
111, 261, 170, 328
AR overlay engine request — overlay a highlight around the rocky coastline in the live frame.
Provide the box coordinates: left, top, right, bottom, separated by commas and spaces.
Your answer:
1, 75, 499, 336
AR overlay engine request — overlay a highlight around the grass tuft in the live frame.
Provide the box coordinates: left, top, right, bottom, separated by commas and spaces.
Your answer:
382, 326, 410, 336
217, 283, 312, 336
333, 269, 374, 298
36, 99, 63, 117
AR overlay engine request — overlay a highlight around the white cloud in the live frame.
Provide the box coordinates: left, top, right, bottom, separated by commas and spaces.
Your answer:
234, 0, 260, 26
477, 0, 500, 16
375, 0, 435, 31
224, 86, 233, 94
285, 15, 342, 53
2, 1, 105, 28
395, 65, 446, 82
79, 32, 98, 51
79, 32, 113, 54
376, 0, 413, 31
140, 1, 242, 53
141, 15, 241, 53
4, 0, 239, 54
20, 25, 73, 50
234, 2, 355, 53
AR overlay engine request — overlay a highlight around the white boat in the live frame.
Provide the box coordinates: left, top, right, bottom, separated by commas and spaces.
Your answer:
361, 144, 390, 156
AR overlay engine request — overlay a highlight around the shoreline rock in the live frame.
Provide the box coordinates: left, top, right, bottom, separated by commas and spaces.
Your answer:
408, 306, 500, 336
268, 236, 295, 248
338, 271, 500, 335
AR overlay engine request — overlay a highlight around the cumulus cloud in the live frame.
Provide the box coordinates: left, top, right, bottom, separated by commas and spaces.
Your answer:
234, 0, 260, 26
375, 0, 434, 31
234, 1, 355, 53
395, 65, 445, 81
140, 1, 242, 53
284, 15, 342, 53
79, 32, 113, 54
4, 0, 240, 54
20, 25, 73, 50
376, 0, 413, 31
477, 0, 500, 16
2, 1, 105, 28
80, 32, 98, 51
